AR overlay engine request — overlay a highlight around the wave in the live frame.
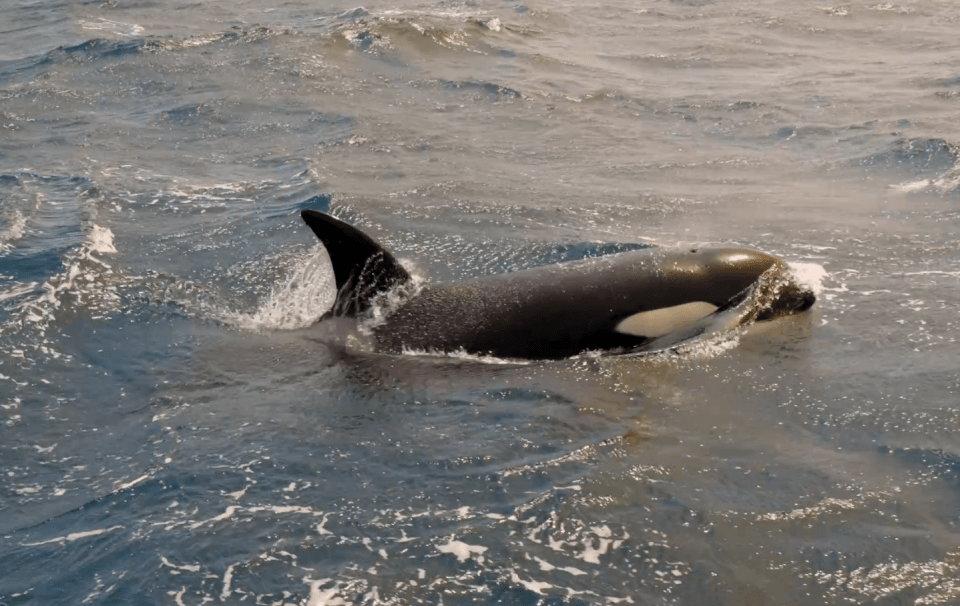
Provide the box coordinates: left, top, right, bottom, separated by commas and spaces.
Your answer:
869, 138, 960, 194
57, 38, 154, 59
0, 217, 125, 400
859, 137, 956, 172
0, 209, 27, 254
0, 27, 271, 84
439, 79, 522, 101
0, 37, 157, 85
325, 8, 521, 62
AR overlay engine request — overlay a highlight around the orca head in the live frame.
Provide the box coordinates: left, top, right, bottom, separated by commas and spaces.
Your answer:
689, 247, 815, 313
615, 247, 813, 340
661, 247, 781, 307
300, 210, 412, 319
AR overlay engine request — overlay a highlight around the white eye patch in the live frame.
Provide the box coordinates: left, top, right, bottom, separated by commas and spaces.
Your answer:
615, 301, 718, 338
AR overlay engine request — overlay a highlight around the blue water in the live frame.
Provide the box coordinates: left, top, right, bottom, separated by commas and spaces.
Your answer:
3, 0, 960, 604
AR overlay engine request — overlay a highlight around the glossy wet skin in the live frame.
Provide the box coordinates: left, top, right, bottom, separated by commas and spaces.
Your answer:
684, 248, 780, 279
682, 248, 816, 318
301, 210, 816, 360
373, 246, 810, 359
657, 247, 781, 306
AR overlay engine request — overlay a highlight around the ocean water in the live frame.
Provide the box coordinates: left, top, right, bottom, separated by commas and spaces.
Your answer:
2, 0, 960, 604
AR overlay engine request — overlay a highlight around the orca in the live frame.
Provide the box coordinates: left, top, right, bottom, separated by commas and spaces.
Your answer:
300, 209, 815, 360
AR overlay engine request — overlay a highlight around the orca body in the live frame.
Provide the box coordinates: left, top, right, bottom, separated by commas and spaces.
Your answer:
300, 210, 815, 360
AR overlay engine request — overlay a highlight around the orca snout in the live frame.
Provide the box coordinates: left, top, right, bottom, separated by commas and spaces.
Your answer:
756, 284, 817, 321
787, 288, 817, 313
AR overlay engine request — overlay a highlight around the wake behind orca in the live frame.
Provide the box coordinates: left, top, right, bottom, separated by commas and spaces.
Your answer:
300, 209, 815, 360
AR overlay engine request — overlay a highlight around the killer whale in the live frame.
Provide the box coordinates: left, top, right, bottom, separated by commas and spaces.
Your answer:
300, 209, 815, 360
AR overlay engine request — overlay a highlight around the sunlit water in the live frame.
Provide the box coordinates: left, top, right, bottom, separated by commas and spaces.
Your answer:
2, 0, 960, 604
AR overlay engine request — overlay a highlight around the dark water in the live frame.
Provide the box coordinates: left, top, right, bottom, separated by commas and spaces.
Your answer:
2, 0, 960, 604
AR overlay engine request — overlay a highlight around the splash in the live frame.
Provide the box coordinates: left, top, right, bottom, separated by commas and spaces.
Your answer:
398, 345, 533, 366
86, 224, 117, 255
232, 247, 336, 331
0, 209, 26, 253
787, 261, 828, 297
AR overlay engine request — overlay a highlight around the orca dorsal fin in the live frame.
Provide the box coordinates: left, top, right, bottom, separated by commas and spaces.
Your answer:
301, 210, 412, 318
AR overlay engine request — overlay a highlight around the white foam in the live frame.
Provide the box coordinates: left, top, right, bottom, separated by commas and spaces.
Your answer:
168, 34, 221, 49
891, 164, 960, 194
189, 506, 238, 530
757, 497, 859, 522
78, 18, 144, 36
0, 210, 26, 252
304, 578, 348, 606
534, 556, 587, 576
0, 282, 37, 302
436, 538, 488, 562
509, 571, 552, 595
114, 473, 150, 491
338, 7, 370, 20
8, 221, 125, 340
580, 526, 613, 564
399, 345, 532, 366
891, 179, 932, 193
316, 513, 333, 535
869, 3, 913, 13
221, 563, 237, 601
22, 525, 123, 546
248, 505, 322, 516
225, 486, 248, 500
87, 224, 117, 254
160, 556, 201, 573
666, 331, 743, 361
481, 17, 502, 31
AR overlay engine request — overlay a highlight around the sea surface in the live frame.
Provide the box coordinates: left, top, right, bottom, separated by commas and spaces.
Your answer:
2, 0, 960, 604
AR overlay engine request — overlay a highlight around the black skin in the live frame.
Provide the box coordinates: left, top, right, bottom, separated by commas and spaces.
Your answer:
300, 210, 815, 360
372, 247, 786, 359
